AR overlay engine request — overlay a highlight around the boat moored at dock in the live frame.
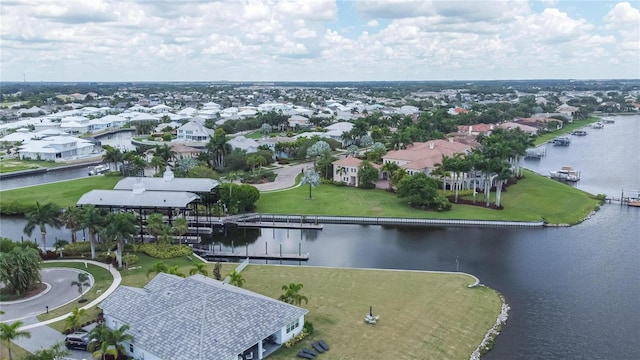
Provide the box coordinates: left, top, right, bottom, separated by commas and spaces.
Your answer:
88, 164, 110, 176
571, 130, 588, 136
552, 137, 571, 146
550, 166, 581, 182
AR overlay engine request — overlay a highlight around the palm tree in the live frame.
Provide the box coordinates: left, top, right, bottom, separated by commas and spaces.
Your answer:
80, 205, 105, 260
189, 263, 208, 276
61, 206, 83, 243
494, 162, 512, 207
22, 342, 70, 360
173, 216, 188, 244
381, 162, 400, 190
154, 144, 176, 165
279, 282, 308, 306
23, 202, 63, 251
71, 273, 91, 301
89, 324, 133, 360
227, 270, 245, 287
166, 265, 186, 277
146, 213, 165, 242
0, 321, 31, 360
64, 307, 86, 332
206, 128, 232, 171
101, 212, 138, 268
146, 262, 168, 278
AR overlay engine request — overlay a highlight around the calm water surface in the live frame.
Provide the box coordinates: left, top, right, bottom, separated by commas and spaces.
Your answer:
1, 116, 639, 359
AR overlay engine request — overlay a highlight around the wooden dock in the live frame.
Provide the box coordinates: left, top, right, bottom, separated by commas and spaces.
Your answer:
194, 249, 309, 261
232, 222, 323, 230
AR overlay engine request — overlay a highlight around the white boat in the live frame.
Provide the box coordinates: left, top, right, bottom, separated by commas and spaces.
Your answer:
591, 122, 604, 129
571, 130, 588, 136
601, 117, 615, 124
552, 137, 571, 146
88, 164, 110, 176
550, 166, 580, 182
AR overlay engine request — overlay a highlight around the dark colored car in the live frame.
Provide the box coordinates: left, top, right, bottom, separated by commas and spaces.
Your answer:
65, 331, 91, 350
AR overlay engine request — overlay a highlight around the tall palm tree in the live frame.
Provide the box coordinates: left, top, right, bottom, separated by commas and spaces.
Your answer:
80, 205, 105, 260
173, 216, 188, 244
146, 213, 165, 243
0, 321, 31, 360
206, 128, 232, 171
71, 273, 91, 301
279, 282, 308, 306
101, 212, 138, 268
494, 162, 512, 208
381, 162, 400, 190
61, 206, 83, 243
23, 202, 63, 251
189, 263, 208, 276
227, 270, 245, 287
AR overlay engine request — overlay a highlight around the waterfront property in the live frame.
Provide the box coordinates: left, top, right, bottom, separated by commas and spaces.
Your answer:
100, 273, 308, 360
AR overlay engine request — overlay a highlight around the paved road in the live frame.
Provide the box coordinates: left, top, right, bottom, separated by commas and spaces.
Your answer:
0, 268, 92, 322
253, 162, 312, 192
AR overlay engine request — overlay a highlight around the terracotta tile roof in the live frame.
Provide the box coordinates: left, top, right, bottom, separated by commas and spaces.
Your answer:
385, 139, 472, 163
332, 157, 363, 167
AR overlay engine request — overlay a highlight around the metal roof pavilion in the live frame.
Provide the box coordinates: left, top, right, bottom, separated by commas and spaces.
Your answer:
77, 189, 200, 209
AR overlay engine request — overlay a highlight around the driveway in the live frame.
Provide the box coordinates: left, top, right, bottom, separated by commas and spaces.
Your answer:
0, 268, 93, 322
253, 162, 313, 192
13, 317, 93, 360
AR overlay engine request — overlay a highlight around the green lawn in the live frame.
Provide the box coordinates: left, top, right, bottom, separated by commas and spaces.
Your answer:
39, 256, 502, 360
534, 117, 599, 145
0, 176, 121, 214
0, 159, 62, 173
242, 265, 501, 360
258, 170, 600, 224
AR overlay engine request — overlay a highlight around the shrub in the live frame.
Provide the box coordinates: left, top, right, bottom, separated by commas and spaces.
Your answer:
284, 329, 309, 348
136, 244, 193, 259
303, 321, 314, 335
122, 254, 139, 267
278, 159, 290, 165
64, 242, 92, 256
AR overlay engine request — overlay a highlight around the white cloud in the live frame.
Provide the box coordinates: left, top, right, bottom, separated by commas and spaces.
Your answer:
0, 0, 637, 81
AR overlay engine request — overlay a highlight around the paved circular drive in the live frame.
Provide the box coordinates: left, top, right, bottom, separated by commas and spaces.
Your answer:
0, 268, 92, 322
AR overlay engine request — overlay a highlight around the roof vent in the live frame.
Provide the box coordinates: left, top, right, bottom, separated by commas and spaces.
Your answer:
163, 166, 174, 181
132, 178, 145, 195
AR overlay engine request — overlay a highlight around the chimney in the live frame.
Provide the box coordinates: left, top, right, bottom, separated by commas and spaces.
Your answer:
468, 126, 472, 134
429, 142, 434, 149
448, 137, 454, 143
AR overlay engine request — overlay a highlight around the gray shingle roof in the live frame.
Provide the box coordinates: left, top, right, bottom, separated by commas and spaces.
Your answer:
76, 190, 200, 209
100, 274, 308, 360
114, 177, 219, 193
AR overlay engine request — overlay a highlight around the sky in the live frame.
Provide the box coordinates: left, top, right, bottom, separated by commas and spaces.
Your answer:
1, 0, 639, 82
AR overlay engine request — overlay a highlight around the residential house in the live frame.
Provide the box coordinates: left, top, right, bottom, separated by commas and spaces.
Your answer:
288, 115, 310, 128
17, 135, 100, 161
228, 136, 259, 153
332, 156, 381, 187
497, 122, 539, 135
175, 120, 213, 143
456, 123, 494, 136
256, 136, 295, 159
99, 273, 308, 360
382, 139, 473, 177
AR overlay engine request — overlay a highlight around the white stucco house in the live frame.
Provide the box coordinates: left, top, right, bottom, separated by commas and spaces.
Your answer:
17, 135, 100, 161
175, 120, 213, 143
99, 273, 308, 360
228, 136, 259, 153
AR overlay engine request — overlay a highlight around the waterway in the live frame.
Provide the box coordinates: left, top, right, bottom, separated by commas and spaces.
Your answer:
0, 116, 639, 359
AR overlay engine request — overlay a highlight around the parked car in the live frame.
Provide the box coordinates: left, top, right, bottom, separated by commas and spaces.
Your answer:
65, 331, 93, 350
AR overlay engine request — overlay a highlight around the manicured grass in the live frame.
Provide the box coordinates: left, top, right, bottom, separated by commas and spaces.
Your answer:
241, 265, 501, 360
534, 117, 599, 145
38, 262, 113, 329
0, 342, 30, 360
0, 159, 61, 173
0, 176, 121, 213
34, 256, 501, 359
257, 169, 600, 224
